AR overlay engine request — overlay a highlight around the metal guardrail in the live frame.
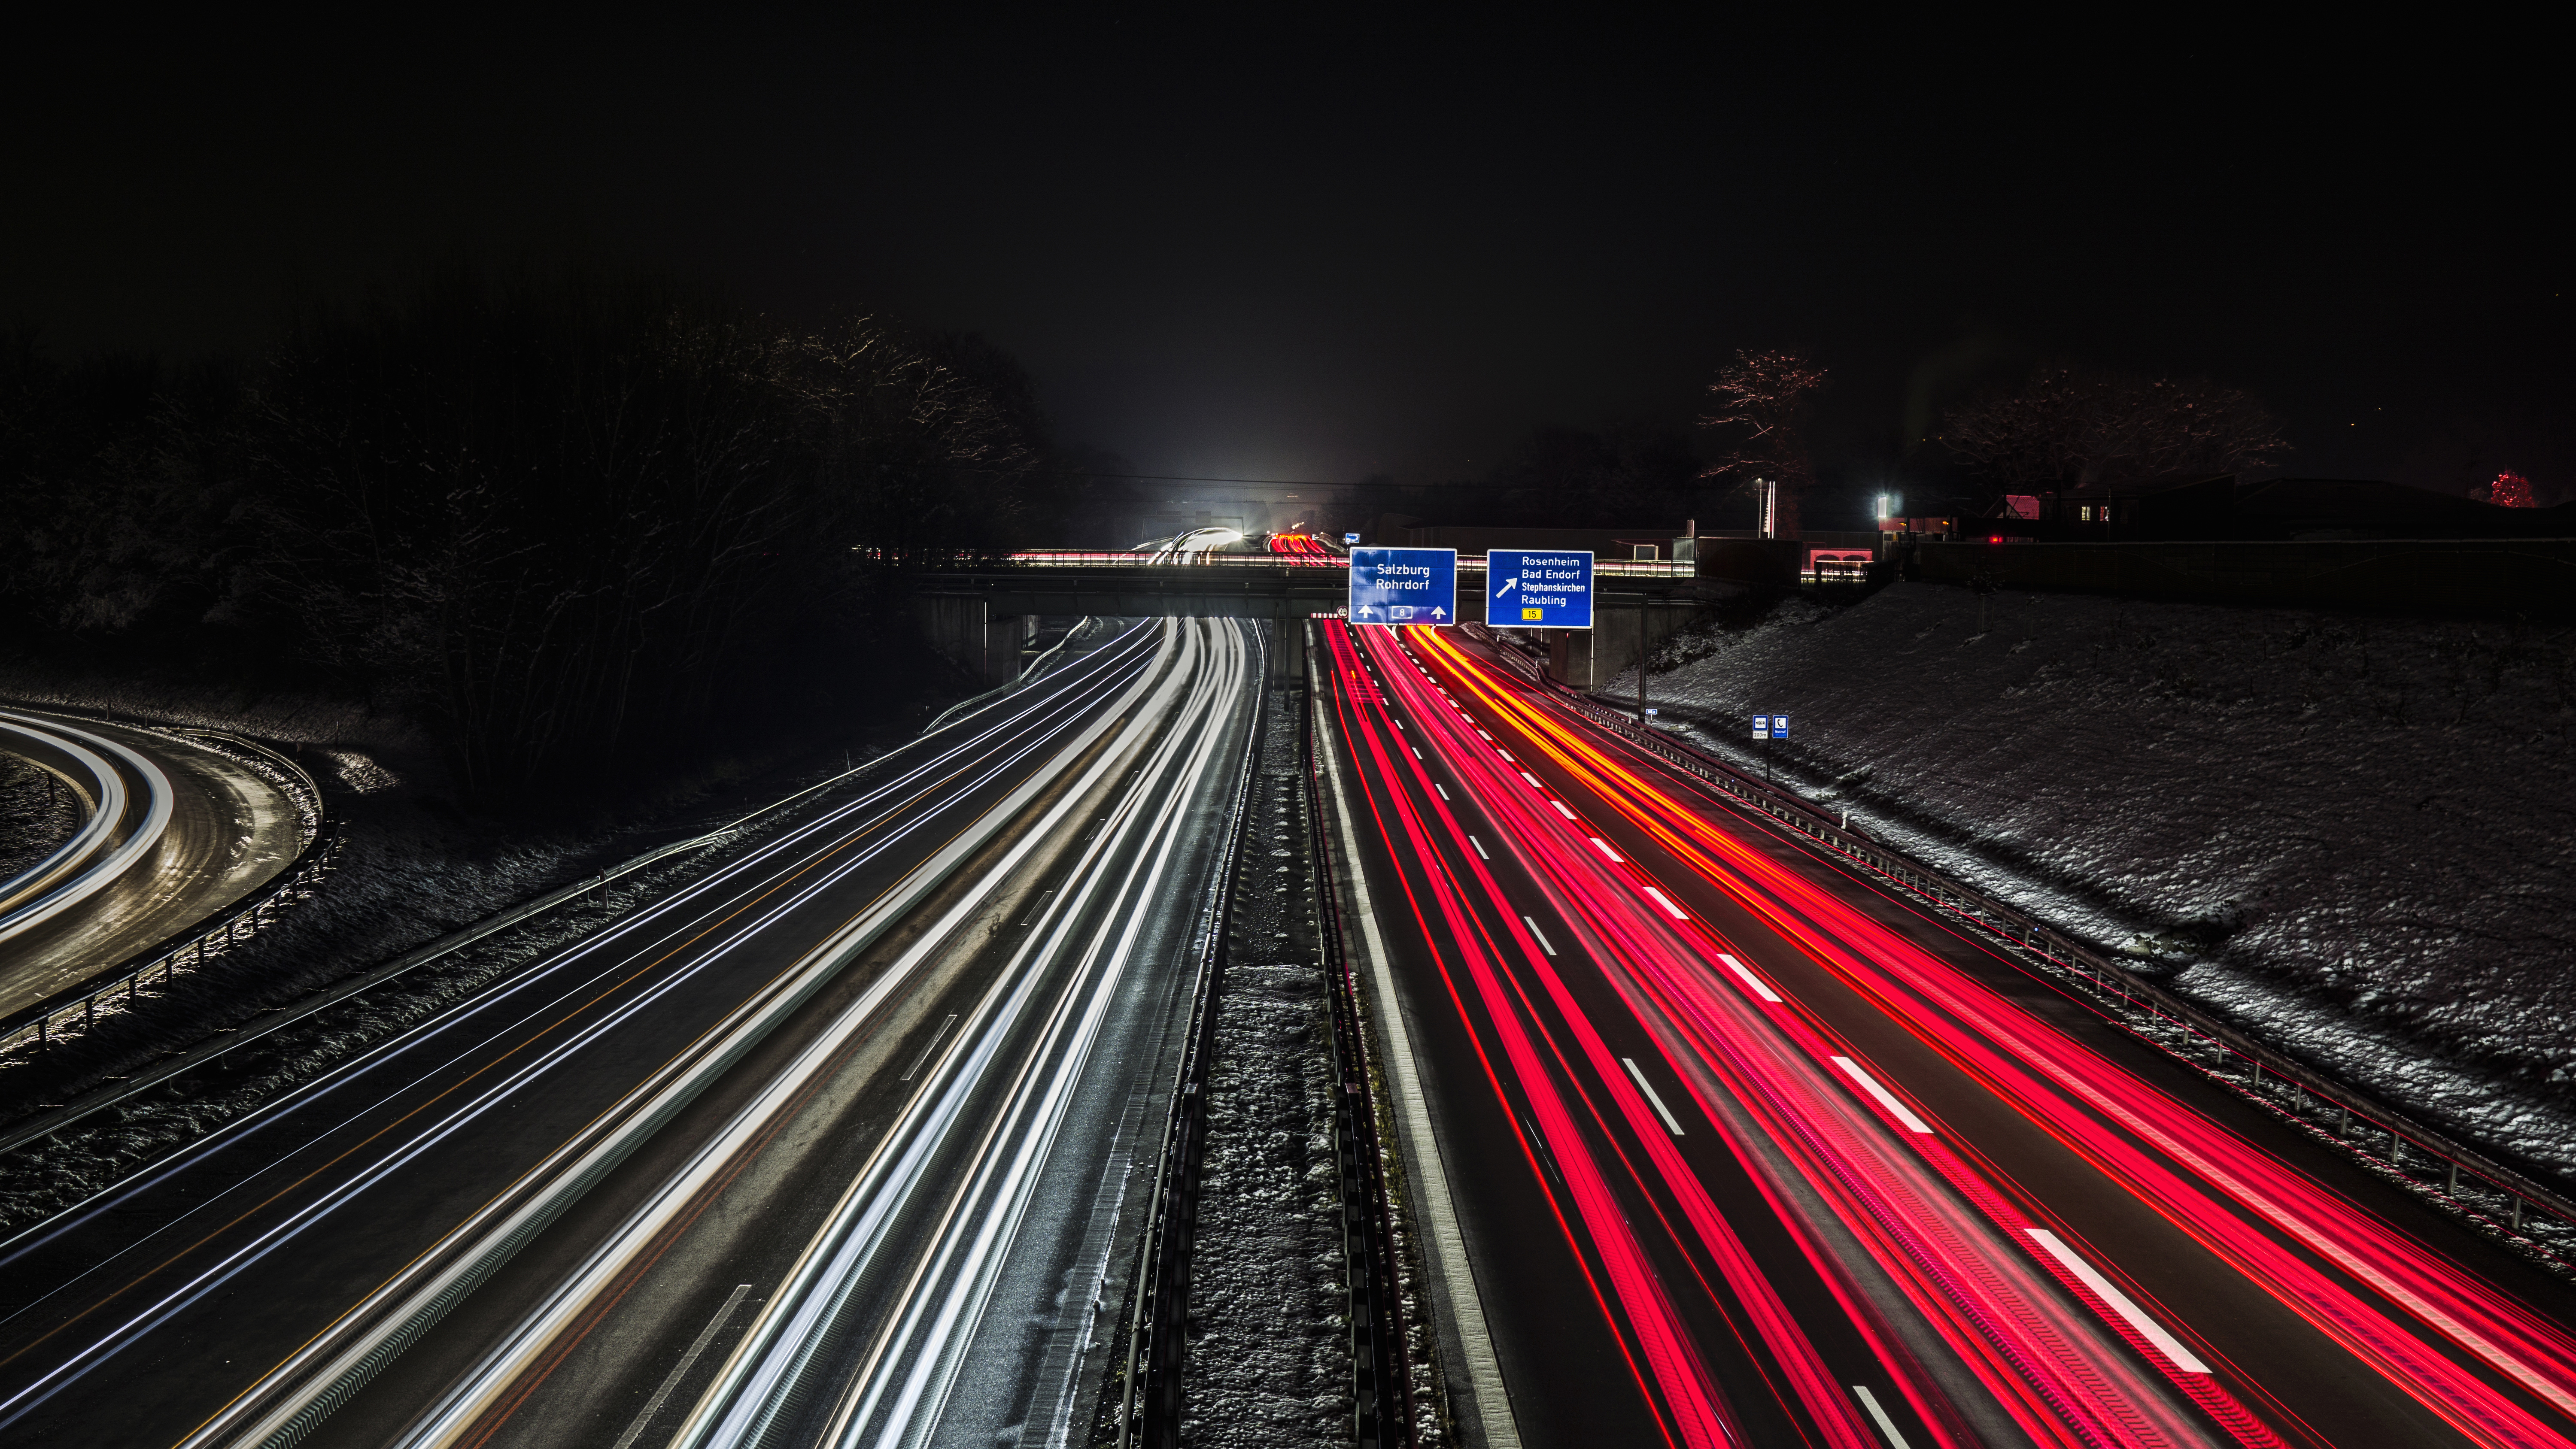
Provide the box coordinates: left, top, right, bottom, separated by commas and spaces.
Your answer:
1306, 685, 1420, 1447
1460, 624, 2576, 1271
0, 722, 343, 1066
0, 829, 346, 1063
0, 742, 921, 1156
1006, 551, 1699, 579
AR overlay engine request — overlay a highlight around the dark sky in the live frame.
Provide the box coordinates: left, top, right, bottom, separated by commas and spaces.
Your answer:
9, 18, 2567, 500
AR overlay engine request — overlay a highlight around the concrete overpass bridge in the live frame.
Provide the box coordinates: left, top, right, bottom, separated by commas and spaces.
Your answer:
908, 552, 1716, 688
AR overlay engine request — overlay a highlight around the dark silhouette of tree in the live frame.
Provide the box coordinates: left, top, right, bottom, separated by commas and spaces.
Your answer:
1941, 363, 2288, 489
1697, 350, 1828, 535
0, 268, 1064, 809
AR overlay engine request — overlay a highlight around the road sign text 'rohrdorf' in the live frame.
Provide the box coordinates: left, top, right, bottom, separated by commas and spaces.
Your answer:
1347, 548, 1458, 626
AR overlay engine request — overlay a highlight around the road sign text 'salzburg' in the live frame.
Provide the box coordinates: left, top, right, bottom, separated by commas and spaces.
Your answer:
1485, 549, 1594, 629
1347, 548, 1458, 627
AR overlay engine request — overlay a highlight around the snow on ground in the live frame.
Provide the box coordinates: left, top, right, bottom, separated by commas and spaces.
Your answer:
0, 661, 963, 1224
1611, 582, 2576, 1179
0, 752, 82, 884
1183, 686, 1351, 1447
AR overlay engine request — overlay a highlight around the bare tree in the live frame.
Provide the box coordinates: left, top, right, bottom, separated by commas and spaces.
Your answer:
1698, 350, 1828, 534
1942, 363, 2288, 489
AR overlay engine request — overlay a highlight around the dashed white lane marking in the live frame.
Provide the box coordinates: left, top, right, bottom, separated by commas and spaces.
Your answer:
2023, 1228, 2211, 1372
1478, 730, 1495, 741
1434, 782, 1451, 800
1501, 751, 1516, 763
1832, 1056, 1933, 1134
1412, 746, 1423, 760
1589, 837, 1622, 864
1520, 916, 1558, 957
1716, 953, 1782, 1003
1549, 799, 1577, 820
1642, 886, 1688, 921
1469, 835, 1491, 860
1519, 771, 1543, 788
1621, 1057, 1686, 1136
1849, 1385, 1913, 1448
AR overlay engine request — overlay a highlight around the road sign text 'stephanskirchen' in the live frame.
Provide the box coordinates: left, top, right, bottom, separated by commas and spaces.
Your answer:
1485, 549, 1595, 629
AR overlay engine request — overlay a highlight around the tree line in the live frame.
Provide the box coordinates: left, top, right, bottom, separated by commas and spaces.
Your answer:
0, 268, 1067, 807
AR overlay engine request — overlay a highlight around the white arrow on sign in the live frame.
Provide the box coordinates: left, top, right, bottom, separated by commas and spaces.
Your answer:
1431, 606, 1448, 620
1497, 577, 1519, 595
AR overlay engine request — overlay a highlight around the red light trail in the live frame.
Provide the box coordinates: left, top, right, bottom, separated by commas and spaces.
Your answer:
1318, 618, 2576, 1449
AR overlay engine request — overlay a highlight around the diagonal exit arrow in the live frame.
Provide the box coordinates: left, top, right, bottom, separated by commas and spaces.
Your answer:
1497, 577, 1518, 595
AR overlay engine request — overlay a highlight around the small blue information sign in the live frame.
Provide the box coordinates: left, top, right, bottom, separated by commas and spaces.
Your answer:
1348, 548, 1458, 627
1774, 714, 1789, 739
1486, 549, 1595, 629
1752, 714, 1771, 740
1343, 532, 1361, 545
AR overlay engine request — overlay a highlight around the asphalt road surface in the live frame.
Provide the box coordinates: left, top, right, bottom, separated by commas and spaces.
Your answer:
0, 614, 1263, 1449
1316, 620, 2576, 1449
0, 708, 309, 1018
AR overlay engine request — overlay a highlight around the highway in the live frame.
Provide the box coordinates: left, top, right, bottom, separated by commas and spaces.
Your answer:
0, 708, 311, 1021
1314, 619, 2576, 1449
0, 609, 1264, 1448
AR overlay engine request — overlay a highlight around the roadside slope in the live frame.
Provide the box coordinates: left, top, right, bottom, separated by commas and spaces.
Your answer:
1621, 581, 2576, 1175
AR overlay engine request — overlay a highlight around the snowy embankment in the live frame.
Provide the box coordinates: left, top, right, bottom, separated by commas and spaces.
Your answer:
0, 664, 960, 1228
1613, 582, 2576, 1179
0, 752, 82, 884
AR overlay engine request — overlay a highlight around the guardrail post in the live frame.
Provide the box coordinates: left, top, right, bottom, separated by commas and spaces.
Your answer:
2446, 1161, 2459, 1195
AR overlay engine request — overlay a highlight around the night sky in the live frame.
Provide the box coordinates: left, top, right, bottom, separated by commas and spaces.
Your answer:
9, 19, 2566, 503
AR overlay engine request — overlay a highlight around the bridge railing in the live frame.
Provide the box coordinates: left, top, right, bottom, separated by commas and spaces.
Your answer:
1003, 550, 1698, 578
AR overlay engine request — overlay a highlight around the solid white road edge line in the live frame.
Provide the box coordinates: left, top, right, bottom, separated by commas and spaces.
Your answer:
1620, 1058, 1685, 1136
1832, 1056, 1934, 1135
2022, 1229, 2211, 1374
1315, 643, 1522, 1449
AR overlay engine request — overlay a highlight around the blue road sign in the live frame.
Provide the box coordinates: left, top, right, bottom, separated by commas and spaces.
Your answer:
1343, 532, 1361, 544
1348, 547, 1458, 627
1753, 714, 1771, 740
1486, 549, 1594, 629
1774, 715, 1789, 738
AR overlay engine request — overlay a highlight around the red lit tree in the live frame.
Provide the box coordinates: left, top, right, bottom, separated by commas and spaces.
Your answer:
2491, 470, 2536, 508
1698, 350, 1827, 535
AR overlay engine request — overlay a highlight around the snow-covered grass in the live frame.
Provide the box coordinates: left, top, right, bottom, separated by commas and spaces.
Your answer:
0, 752, 82, 885
0, 656, 969, 1223
1183, 689, 1353, 1448
1616, 583, 2576, 1179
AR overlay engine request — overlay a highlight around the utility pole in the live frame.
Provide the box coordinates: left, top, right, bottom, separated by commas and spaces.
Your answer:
1637, 594, 1649, 723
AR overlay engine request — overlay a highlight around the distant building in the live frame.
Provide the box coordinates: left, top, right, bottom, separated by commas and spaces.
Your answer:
1976, 476, 2573, 542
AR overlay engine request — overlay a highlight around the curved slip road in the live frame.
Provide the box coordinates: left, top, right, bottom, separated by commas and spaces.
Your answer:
1319, 620, 2576, 1449
0, 708, 309, 1019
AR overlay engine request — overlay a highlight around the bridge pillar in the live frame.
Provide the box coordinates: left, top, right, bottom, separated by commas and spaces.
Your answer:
1271, 616, 1310, 681
912, 597, 1033, 688
1546, 629, 1597, 689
